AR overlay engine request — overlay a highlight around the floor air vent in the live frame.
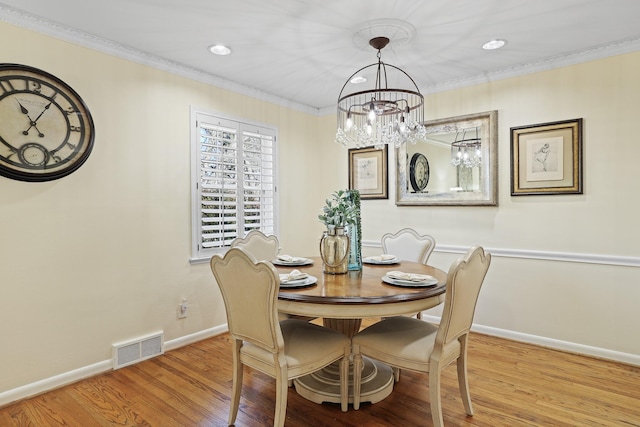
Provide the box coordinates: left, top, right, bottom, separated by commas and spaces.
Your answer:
113, 332, 164, 369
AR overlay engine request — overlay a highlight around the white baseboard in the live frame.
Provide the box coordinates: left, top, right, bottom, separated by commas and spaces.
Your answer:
3, 319, 637, 408
0, 325, 229, 407
164, 324, 228, 352
421, 314, 640, 367
0, 360, 112, 407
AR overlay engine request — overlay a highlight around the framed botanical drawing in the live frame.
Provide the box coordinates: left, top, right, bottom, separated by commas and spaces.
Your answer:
510, 118, 583, 196
348, 146, 388, 199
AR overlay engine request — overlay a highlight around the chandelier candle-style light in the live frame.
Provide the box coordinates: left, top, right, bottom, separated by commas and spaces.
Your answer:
450, 127, 482, 168
335, 37, 426, 148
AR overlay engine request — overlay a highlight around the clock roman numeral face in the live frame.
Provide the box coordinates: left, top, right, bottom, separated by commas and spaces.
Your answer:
0, 64, 95, 182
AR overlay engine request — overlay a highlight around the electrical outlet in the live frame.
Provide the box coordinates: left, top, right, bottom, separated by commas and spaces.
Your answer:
177, 299, 188, 319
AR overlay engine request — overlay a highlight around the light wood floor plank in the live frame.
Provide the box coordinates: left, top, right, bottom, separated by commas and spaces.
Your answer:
1, 330, 639, 426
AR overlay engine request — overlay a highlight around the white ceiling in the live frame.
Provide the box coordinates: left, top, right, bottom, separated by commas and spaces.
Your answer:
2, 0, 640, 113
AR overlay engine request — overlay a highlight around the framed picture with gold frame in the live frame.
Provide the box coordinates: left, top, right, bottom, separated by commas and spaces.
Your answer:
348, 146, 388, 199
510, 118, 583, 196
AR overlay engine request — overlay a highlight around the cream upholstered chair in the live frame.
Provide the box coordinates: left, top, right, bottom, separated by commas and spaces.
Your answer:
210, 248, 350, 427
381, 227, 436, 265
230, 229, 313, 322
382, 228, 436, 320
229, 229, 279, 262
352, 246, 491, 426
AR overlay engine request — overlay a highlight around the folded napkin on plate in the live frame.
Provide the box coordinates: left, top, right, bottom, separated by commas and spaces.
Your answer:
368, 254, 397, 261
279, 269, 309, 283
277, 254, 306, 262
386, 271, 435, 282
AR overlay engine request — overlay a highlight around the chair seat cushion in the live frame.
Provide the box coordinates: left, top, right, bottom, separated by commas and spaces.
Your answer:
281, 320, 350, 370
353, 316, 459, 371
241, 319, 349, 378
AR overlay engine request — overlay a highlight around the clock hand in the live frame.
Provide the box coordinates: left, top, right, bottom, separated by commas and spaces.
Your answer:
27, 102, 52, 138
16, 99, 30, 116
32, 102, 52, 124
15, 99, 47, 138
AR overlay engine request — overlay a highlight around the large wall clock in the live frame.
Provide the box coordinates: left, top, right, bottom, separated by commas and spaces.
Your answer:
0, 64, 95, 182
409, 152, 430, 192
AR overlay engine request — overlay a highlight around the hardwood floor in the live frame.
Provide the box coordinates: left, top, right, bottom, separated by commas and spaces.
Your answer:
2, 328, 639, 426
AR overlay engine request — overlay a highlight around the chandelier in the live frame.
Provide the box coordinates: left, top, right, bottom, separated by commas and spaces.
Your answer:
450, 128, 482, 168
335, 37, 426, 148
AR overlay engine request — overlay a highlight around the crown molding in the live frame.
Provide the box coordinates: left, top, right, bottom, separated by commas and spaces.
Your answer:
0, 4, 320, 116
317, 34, 640, 117
423, 36, 640, 95
3, 5, 639, 117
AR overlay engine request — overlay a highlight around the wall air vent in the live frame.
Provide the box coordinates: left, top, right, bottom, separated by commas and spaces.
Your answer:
112, 332, 164, 369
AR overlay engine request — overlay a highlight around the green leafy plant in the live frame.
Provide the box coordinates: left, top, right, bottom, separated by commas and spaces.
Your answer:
318, 189, 358, 229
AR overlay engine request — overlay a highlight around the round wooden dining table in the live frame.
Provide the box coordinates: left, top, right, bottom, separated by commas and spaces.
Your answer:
275, 257, 447, 407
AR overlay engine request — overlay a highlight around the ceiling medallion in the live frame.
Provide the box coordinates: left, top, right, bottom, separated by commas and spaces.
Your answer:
351, 19, 416, 51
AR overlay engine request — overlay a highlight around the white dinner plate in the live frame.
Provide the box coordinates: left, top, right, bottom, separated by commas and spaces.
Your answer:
280, 275, 318, 288
272, 258, 314, 267
363, 256, 400, 265
382, 275, 438, 288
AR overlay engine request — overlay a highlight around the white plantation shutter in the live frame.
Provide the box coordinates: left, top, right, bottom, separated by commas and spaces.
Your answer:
240, 125, 276, 234
198, 118, 239, 250
192, 111, 277, 259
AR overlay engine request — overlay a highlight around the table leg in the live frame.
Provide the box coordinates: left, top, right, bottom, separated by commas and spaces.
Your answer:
292, 318, 394, 407
322, 318, 361, 337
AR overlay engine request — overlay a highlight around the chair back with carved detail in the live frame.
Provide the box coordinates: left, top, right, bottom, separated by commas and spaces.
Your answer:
230, 230, 279, 262
381, 228, 435, 264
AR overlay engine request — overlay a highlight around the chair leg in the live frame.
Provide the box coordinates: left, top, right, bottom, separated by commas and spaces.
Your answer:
457, 336, 474, 416
429, 365, 444, 427
340, 353, 349, 412
229, 341, 243, 426
352, 350, 363, 410
274, 370, 288, 427
392, 367, 401, 382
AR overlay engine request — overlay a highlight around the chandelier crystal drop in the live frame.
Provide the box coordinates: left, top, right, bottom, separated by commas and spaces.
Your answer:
335, 37, 426, 148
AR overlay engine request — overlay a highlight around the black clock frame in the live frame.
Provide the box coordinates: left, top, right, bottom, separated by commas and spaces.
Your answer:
409, 152, 430, 192
0, 64, 95, 182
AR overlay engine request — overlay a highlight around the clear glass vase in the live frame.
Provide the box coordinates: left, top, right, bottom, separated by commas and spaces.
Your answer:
347, 223, 362, 271
319, 227, 350, 274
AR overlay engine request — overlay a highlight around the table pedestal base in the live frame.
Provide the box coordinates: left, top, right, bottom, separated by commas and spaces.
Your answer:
293, 356, 393, 406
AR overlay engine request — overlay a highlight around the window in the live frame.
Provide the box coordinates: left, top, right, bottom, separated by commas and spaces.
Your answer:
191, 109, 277, 260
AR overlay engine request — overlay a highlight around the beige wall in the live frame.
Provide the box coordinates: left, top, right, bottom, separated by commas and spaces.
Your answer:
1, 20, 639, 400
0, 22, 325, 394
356, 53, 640, 359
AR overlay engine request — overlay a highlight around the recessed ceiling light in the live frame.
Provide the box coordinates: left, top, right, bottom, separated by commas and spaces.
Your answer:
350, 76, 367, 84
482, 39, 507, 50
208, 44, 231, 55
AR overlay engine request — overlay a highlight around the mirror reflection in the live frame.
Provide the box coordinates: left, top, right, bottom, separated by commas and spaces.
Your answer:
396, 111, 498, 206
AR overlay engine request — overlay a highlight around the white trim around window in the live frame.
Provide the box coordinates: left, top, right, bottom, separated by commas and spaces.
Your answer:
190, 107, 278, 262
